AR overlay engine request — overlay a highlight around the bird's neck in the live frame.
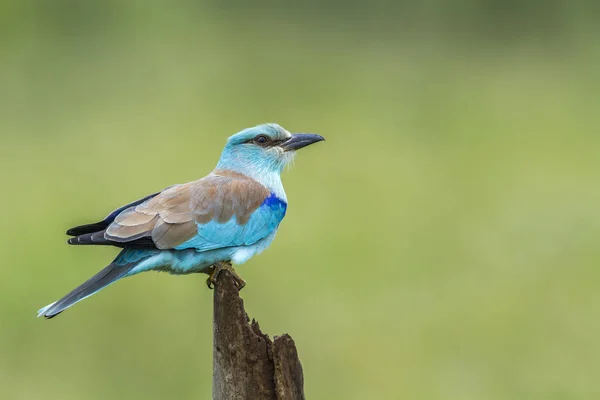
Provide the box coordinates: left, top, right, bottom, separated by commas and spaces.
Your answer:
251, 169, 287, 202
214, 165, 287, 202
216, 145, 287, 202
215, 146, 288, 201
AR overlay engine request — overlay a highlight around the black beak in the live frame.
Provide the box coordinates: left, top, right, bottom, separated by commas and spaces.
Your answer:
280, 133, 325, 152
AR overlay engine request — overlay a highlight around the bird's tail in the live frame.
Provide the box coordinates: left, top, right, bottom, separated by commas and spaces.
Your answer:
37, 249, 146, 319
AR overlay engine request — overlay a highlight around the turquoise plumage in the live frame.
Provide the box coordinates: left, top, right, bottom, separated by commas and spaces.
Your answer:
175, 195, 287, 251
38, 124, 324, 318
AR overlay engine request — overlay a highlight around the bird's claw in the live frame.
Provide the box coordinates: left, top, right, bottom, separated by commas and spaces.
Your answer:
206, 277, 215, 290
206, 261, 246, 291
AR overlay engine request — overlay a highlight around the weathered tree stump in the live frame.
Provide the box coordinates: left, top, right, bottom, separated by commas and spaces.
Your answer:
212, 270, 305, 400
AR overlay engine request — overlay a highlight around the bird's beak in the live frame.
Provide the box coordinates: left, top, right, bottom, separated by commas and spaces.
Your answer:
280, 133, 325, 152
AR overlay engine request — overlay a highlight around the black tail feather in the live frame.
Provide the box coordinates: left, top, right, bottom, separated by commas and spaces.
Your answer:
66, 191, 160, 236
66, 223, 110, 237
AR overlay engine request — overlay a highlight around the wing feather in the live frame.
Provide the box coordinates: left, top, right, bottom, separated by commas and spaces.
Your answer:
151, 220, 197, 249
114, 208, 157, 226
97, 170, 273, 250
105, 215, 159, 240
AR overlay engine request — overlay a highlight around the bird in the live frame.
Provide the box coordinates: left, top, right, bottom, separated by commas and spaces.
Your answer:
37, 123, 324, 319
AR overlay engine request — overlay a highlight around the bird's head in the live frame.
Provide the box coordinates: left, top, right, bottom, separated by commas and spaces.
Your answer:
216, 123, 324, 175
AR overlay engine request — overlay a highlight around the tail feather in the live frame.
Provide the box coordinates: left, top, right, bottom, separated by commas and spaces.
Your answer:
37, 259, 136, 319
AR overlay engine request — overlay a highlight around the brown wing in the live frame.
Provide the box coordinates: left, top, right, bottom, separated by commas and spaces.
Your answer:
103, 170, 270, 250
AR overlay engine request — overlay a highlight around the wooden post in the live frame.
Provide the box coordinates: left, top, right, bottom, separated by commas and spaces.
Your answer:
212, 270, 305, 400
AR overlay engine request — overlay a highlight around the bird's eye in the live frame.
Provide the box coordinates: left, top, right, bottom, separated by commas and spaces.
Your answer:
254, 135, 270, 145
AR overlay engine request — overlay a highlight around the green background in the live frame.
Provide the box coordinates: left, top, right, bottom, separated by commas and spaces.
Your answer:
1, 1, 599, 399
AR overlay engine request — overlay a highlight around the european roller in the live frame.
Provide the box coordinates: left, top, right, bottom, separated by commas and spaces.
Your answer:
38, 124, 324, 318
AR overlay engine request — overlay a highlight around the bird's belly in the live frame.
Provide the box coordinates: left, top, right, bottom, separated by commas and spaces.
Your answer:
231, 230, 277, 264
127, 231, 278, 276
165, 248, 236, 275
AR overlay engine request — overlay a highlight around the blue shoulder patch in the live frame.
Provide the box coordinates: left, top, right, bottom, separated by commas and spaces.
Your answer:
262, 193, 288, 214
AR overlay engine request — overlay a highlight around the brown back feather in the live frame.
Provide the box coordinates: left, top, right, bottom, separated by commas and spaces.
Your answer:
103, 170, 270, 249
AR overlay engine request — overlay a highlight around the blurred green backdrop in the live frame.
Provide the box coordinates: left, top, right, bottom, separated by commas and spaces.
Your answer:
1, 1, 599, 399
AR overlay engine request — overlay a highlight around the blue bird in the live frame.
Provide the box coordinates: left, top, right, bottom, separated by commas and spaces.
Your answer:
38, 124, 324, 318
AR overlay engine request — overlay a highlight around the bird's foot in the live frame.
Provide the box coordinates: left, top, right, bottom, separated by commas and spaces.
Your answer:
206, 261, 246, 291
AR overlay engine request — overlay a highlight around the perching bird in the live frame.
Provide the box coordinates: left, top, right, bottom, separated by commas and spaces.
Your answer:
38, 123, 324, 318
